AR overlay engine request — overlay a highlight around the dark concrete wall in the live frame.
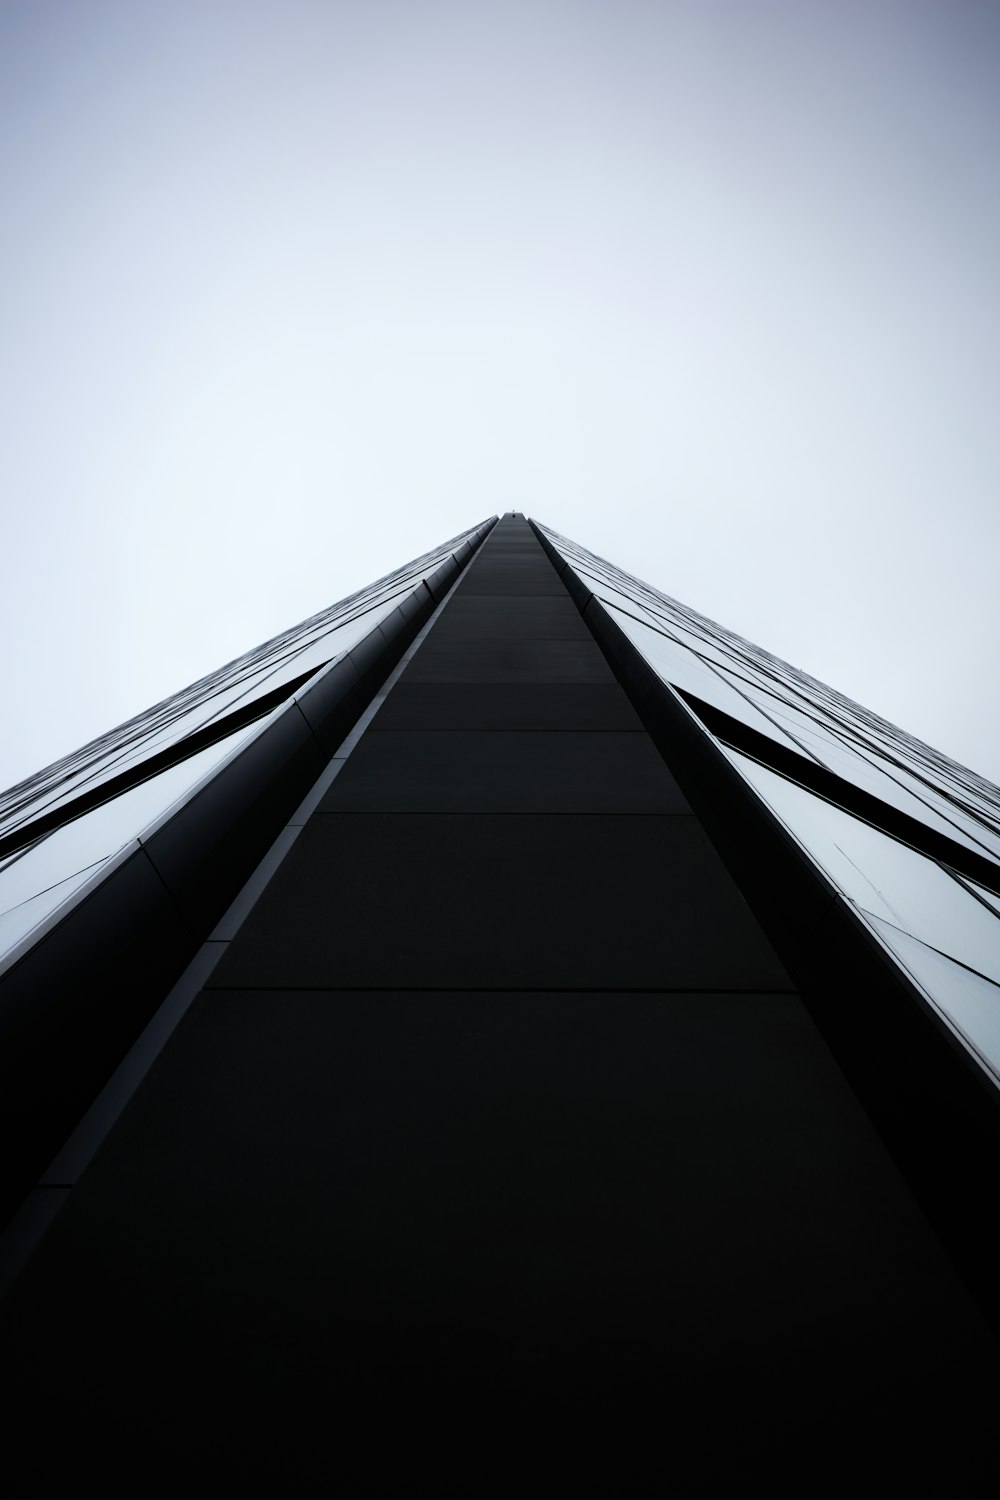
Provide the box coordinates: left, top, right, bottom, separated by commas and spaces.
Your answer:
2, 516, 996, 1492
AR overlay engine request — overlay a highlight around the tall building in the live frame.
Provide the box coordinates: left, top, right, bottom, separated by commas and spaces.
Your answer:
2, 514, 999, 1490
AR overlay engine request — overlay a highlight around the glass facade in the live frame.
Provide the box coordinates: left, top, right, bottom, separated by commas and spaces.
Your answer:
0, 720, 259, 962
0, 521, 486, 971
537, 521, 1000, 1088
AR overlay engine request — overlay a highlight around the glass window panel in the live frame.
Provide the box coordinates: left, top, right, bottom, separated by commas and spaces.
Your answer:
731, 687, 997, 859
97, 597, 401, 779
572, 568, 643, 614
968, 881, 1000, 919
35, 592, 408, 816
859, 756, 1000, 865
0, 720, 259, 959
747, 675, 1000, 860
864, 916, 1000, 1080
0, 524, 481, 843
29, 678, 276, 820
640, 616, 738, 673
726, 750, 1000, 986
527, 524, 1000, 862
0, 862, 107, 961
0, 694, 244, 840
606, 606, 810, 754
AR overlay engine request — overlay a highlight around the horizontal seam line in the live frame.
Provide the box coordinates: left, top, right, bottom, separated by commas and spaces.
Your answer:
308, 809, 694, 816
202, 985, 798, 995
347, 726, 652, 730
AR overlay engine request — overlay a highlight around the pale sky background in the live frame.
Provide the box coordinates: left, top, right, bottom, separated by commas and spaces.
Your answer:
1, 0, 998, 790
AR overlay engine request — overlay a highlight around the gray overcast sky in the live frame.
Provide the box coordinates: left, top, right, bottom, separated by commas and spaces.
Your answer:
2, 0, 998, 790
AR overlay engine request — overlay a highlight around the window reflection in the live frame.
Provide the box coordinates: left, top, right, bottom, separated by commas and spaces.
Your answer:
967, 880, 1000, 919
722, 746, 1000, 1079
0, 863, 106, 960
0, 720, 258, 964
724, 750, 1000, 985
539, 519, 1000, 871
0, 522, 484, 844
865, 917, 1000, 1080
605, 605, 812, 755
538, 519, 1000, 1086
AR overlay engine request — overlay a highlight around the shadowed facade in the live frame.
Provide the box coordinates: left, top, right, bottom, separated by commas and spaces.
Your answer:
2, 515, 999, 1491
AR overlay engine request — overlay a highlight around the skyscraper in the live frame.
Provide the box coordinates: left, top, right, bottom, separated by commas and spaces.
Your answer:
2, 514, 998, 1490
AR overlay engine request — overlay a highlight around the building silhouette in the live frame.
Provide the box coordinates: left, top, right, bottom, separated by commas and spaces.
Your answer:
2, 514, 999, 1489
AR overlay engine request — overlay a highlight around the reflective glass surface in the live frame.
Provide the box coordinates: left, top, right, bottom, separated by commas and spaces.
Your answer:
538, 519, 1000, 1088
1, 522, 486, 844
723, 747, 1000, 1077
0, 720, 259, 964
52, 596, 401, 798
539, 520, 1000, 870
968, 881, 1000, 920
605, 605, 807, 753
735, 693, 995, 858
726, 752, 1000, 988
0, 864, 107, 959
865, 918, 1000, 1079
